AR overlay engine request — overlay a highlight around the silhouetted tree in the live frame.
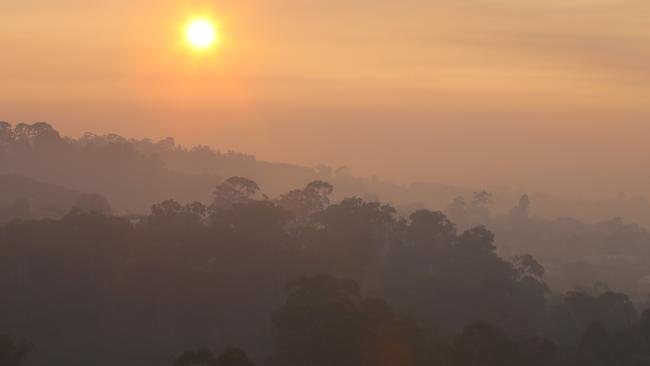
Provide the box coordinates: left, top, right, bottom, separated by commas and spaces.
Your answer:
509, 194, 530, 220
407, 210, 457, 246
512, 254, 545, 282
446, 196, 468, 227
212, 177, 261, 209
307, 197, 399, 278
271, 275, 365, 366
467, 190, 493, 224
271, 275, 433, 366
456, 225, 496, 255
277, 181, 334, 219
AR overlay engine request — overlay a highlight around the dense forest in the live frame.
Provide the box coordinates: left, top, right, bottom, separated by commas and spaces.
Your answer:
2, 122, 650, 365
1, 177, 650, 365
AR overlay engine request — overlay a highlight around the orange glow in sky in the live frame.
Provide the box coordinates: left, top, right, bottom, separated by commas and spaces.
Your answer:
3, 1, 650, 198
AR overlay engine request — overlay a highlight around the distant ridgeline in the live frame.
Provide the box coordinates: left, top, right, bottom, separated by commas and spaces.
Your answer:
2, 121, 650, 227
0, 121, 472, 214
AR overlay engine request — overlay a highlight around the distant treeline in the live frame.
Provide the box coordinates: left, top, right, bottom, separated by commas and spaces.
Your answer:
4, 121, 650, 226
446, 192, 650, 300
1, 178, 649, 365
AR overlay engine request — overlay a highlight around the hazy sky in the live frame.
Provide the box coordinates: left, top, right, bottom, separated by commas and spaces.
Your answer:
2, 0, 650, 197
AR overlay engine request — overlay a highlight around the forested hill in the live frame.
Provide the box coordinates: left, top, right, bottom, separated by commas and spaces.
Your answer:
0, 121, 470, 213
0, 175, 111, 223
3, 121, 650, 227
1, 121, 221, 212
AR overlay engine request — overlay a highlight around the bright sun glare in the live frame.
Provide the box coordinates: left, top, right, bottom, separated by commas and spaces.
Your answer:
186, 19, 216, 49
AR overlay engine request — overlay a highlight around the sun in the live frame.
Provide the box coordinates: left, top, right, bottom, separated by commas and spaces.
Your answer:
186, 19, 217, 49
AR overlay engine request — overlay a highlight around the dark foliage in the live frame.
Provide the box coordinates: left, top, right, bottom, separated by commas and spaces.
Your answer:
0, 178, 649, 365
